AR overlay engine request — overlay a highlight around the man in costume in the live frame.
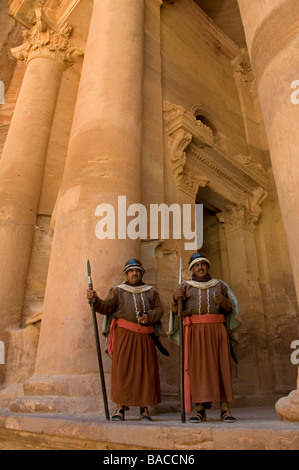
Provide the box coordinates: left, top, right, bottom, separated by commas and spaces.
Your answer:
87, 259, 164, 421
171, 252, 241, 423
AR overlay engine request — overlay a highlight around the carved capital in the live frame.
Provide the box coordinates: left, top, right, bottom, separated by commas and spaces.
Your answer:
217, 186, 267, 232
217, 204, 261, 232
11, 7, 84, 68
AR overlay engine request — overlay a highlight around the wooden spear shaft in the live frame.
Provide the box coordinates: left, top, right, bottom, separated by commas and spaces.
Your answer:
87, 259, 110, 421
178, 257, 186, 423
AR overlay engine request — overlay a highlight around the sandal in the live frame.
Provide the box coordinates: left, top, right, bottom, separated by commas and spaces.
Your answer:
220, 409, 236, 423
140, 406, 152, 421
112, 405, 129, 421
189, 405, 206, 423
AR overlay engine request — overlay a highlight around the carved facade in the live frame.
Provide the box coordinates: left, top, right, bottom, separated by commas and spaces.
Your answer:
0, 0, 299, 427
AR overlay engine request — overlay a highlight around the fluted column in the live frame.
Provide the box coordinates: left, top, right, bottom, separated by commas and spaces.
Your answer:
11, 0, 145, 414
237, 0, 299, 419
0, 9, 80, 344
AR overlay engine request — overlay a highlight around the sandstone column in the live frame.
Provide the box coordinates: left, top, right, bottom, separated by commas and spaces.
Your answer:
11, 0, 145, 414
0, 9, 79, 342
237, 0, 299, 419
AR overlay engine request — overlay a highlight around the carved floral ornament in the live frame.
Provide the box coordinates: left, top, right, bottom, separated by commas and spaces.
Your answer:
163, 101, 268, 228
11, 7, 84, 68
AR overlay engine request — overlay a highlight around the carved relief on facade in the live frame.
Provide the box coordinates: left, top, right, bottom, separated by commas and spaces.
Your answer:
9, 0, 49, 28
8, 0, 79, 28
217, 204, 261, 232
163, 101, 268, 221
231, 48, 258, 100
233, 154, 269, 189
163, 100, 215, 147
167, 128, 192, 178
11, 7, 83, 68
187, 145, 253, 200
175, 170, 209, 198
163, 100, 214, 197
216, 185, 267, 232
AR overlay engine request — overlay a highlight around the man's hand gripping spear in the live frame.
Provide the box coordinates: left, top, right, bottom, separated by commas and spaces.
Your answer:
87, 259, 110, 420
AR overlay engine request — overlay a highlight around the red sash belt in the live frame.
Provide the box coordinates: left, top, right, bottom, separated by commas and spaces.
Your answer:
107, 318, 154, 355
183, 314, 226, 415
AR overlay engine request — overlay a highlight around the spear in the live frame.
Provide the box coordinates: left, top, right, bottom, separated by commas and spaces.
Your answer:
87, 259, 110, 420
178, 257, 185, 423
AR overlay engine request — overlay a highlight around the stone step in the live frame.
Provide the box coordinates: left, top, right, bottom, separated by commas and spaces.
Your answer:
0, 406, 298, 450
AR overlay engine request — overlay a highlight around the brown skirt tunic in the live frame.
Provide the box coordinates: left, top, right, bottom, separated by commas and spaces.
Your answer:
188, 322, 233, 404
111, 325, 161, 406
